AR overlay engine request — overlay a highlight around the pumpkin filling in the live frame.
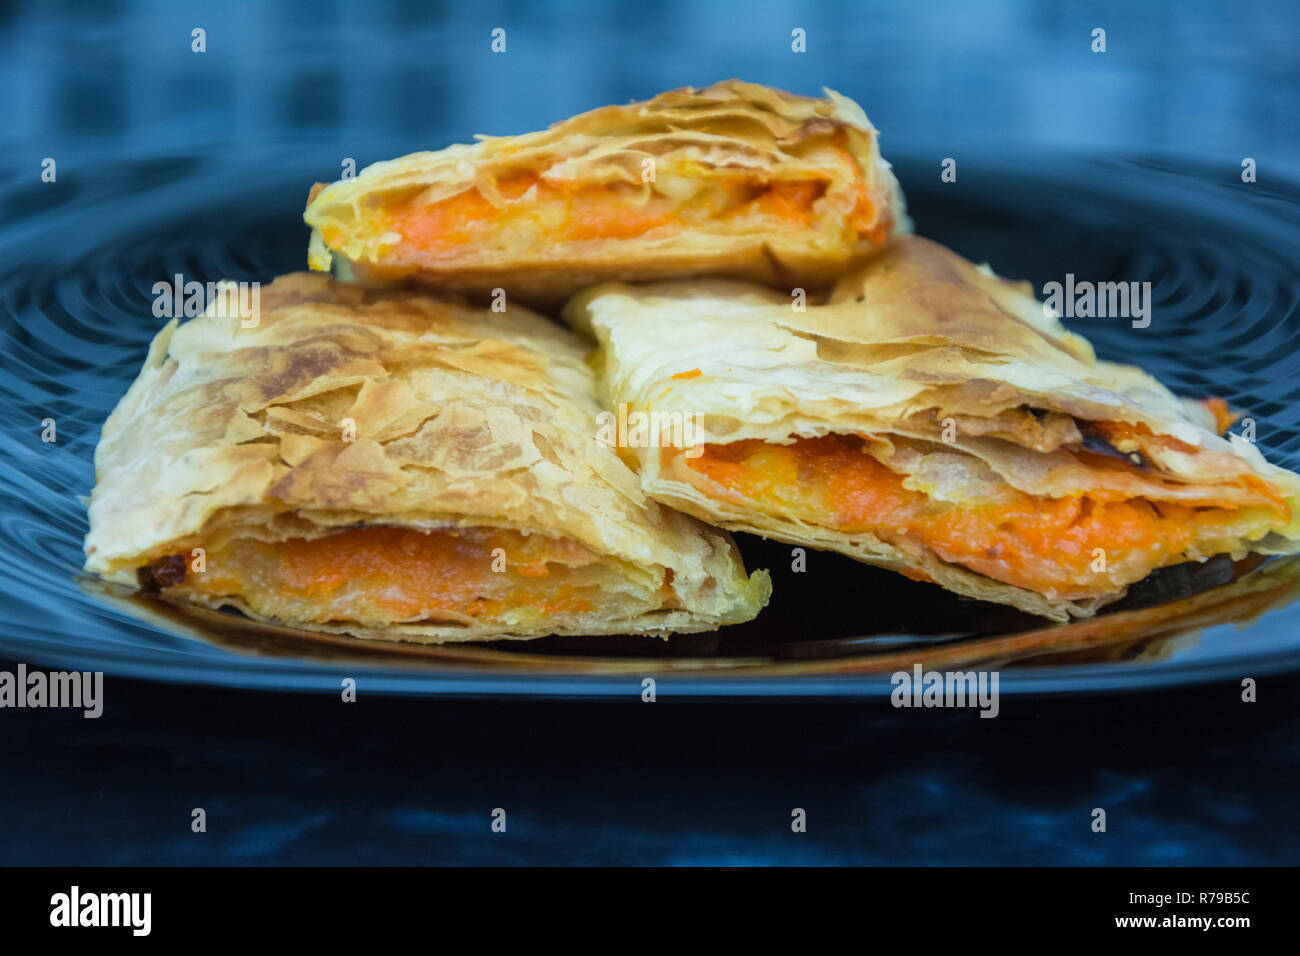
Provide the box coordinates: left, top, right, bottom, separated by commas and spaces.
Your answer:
377, 175, 833, 253
326, 151, 888, 261
142, 526, 633, 628
682, 435, 1288, 600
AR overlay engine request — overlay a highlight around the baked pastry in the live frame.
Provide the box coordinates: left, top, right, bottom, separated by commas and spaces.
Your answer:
303, 80, 907, 304
564, 235, 1300, 620
84, 273, 769, 642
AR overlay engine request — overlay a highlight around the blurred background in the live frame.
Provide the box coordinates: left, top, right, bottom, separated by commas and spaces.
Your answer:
4, 0, 1299, 175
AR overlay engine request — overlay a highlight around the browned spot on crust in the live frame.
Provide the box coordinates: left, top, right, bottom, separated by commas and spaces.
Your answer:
138, 553, 187, 591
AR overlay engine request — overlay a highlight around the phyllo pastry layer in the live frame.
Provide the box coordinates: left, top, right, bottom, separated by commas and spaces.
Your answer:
565, 236, 1300, 621
303, 80, 907, 304
85, 273, 769, 642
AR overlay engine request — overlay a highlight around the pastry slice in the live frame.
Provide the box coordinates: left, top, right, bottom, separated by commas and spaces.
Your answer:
564, 235, 1300, 621
84, 273, 769, 642
304, 80, 907, 305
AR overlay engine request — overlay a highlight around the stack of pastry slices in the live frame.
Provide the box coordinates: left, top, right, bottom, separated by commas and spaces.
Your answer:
84, 81, 1300, 642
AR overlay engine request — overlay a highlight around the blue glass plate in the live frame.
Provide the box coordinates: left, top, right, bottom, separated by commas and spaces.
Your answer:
3, 148, 1299, 697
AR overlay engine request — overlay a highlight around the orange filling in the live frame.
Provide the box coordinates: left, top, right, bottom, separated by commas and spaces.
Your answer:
686, 436, 1282, 599
1203, 397, 1236, 436
172, 526, 603, 626
381, 170, 848, 254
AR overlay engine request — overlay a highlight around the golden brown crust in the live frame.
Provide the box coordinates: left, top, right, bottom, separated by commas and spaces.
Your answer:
304, 80, 908, 305
564, 236, 1300, 620
84, 272, 769, 641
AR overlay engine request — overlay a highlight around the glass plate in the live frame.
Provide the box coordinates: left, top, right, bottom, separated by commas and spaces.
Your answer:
3, 148, 1299, 697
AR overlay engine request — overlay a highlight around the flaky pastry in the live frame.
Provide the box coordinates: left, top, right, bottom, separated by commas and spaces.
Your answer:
565, 236, 1300, 620
85, 273, 769, 641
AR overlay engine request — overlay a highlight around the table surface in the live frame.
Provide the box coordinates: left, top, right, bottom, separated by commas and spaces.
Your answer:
3, 658, 1296, 865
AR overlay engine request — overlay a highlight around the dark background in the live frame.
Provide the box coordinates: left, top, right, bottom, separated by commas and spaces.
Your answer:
2, 0, 1299, 865
6, 0, 1299, 174
6, 672, 1300, 865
